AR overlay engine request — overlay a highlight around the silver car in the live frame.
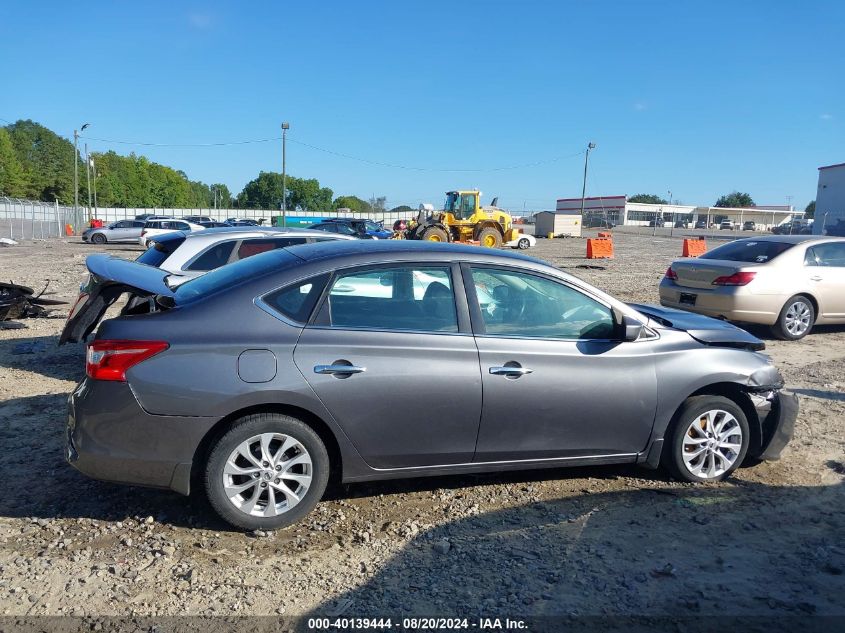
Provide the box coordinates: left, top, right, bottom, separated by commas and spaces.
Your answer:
61, 241, 796, 531
660, 235, 845, 340
82, 220, 146, 244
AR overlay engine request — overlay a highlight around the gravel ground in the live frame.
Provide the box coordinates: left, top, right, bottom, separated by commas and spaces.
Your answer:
0, 231, 843, 619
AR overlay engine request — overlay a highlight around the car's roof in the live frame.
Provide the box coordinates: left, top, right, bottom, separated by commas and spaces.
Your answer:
151, 226, 356, 246
730, 235, 843, 245
285, 238, 542, 265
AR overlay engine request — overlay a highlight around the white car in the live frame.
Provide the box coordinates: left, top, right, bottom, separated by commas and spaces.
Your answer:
504, 232, 536, 250
136, 227, 356, 286
139, 218, 206, 247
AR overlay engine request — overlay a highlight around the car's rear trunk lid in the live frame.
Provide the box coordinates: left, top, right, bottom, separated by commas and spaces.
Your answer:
59, 255, 175, 344
670, 258, 753, 289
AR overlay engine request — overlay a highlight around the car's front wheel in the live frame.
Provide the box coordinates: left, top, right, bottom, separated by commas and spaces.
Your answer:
204, 413, 330, 530
771, 295, 815, 341
91, 233, 107, 244
517, 238, 531, 250
663, 395, 749, 482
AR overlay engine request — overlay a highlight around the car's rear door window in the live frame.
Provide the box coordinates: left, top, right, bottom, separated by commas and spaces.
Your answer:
236, 237, 307, 259
263, 274, 330, 324
469, 267, 614, 339
186, 240, 237, 271
321, 266, 458, 332
807, 242, 845, 267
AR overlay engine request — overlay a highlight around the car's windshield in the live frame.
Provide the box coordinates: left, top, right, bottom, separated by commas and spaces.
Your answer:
174, 248, 301, 303
364, 220, 381, 231
700, 240, 795, 263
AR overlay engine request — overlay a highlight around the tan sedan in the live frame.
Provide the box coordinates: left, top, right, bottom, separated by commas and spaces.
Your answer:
659, 235, 845, 340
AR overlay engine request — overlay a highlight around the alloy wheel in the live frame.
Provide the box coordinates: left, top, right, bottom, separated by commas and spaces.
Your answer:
784, 300, 812, 337
681, 409, 743, 479
222, 432, 312, 517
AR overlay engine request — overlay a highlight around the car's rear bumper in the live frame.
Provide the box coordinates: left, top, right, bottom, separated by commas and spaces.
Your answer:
66, 378, 218, 495
658, 281, 781, 325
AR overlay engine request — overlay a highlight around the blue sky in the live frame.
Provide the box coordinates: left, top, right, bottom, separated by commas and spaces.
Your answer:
2, 0, 842, 210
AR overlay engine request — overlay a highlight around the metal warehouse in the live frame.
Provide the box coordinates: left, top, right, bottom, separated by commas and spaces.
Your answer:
815, 162, 845, 234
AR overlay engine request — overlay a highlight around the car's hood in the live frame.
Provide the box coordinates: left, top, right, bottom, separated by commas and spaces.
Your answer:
59, 254, 175, 344
628, 303, 765, 351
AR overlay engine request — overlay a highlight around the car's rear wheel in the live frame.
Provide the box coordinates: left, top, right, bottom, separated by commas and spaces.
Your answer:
663, 395, 749, 483
205, 413, 329, 530
517, 238, 531, 250
91, 233, 107, 244
771, 295, 814, 340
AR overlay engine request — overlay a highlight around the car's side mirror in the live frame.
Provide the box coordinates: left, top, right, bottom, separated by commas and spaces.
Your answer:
613, 308, 644, 342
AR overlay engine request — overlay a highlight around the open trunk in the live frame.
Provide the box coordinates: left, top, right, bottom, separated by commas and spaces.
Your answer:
59, 255, 176, 344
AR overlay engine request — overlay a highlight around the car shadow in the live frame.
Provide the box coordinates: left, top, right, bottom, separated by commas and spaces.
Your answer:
0, 334, 84, 382
304, 474, 845, 623
793, 388, 845, 402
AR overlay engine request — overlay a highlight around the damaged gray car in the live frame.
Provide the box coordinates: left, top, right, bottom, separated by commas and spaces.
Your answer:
61, 241, 797, 530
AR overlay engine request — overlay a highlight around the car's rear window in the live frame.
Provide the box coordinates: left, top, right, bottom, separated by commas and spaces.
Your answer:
174, 248, 302, 304
700, 240, 795, 263
136, 236, 187, 267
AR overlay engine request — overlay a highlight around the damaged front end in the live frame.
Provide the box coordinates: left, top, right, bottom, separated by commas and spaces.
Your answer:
744, 366, 798, 461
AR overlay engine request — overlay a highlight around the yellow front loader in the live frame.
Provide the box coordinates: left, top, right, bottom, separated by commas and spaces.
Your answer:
405, 190, 519, 248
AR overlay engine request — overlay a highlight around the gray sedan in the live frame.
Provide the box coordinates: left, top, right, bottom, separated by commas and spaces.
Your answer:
61, 241, 796, 530
82, 220, 146, 244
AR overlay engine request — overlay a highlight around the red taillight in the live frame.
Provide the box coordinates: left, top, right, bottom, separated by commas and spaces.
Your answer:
712, 272, 756, 286
86, 340, 169, 381
664, 267, 678, 281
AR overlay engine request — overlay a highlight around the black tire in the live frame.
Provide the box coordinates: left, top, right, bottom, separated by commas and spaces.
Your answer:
517, 238, 530, 250
421, 226, 449, 243
91, 233, 107, 244
662, 395, 750, 483
477, 226, 502, 248
770, 295, 815, 341
204, 413, 330, 531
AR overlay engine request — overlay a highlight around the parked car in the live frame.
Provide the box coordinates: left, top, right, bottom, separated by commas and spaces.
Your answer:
719, 220, 734, 230
772, 220, 811, 235
139, 219, 205, 247
321, 218, 393, 239
226, 218, 264, 226
648, 218, 665, 227
137, 227, 356, 286
135, 214, 171, 222
660, 235, 845, 340
309, 221, 376, 239
742, 221, 757, 231
82, 220, 146, 244
504, 232, 536, 250
694, 220, 709, 230
181, 216, 214, 224
61, 241, 795, 530
198, 221, 233, 228
674, 220, 690, 229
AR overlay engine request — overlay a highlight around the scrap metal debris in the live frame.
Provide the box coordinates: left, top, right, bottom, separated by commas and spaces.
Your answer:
0, 281, 67, 323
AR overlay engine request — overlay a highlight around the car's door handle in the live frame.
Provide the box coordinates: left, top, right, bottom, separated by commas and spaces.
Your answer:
314, 364, 366, 375
810, 275, 823, 282
489, 366, 533, 377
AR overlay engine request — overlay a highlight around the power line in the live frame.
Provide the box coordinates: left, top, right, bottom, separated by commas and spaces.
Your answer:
82, 132, 587, 173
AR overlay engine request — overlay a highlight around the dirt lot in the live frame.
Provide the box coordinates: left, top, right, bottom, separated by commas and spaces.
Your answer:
1, 231, 843, 620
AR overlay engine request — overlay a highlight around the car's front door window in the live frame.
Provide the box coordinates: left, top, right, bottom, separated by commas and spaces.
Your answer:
470, 267, 615, 339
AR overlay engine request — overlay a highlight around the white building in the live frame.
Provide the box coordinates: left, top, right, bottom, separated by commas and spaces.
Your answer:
815, 162, 845, 234
555, 195, 795, 230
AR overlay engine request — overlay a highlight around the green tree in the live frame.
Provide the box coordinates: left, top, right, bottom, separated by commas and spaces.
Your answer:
389, 204, 414, 214
715, 191, 755, 208
287, 176, 333, 212
237, 171, 283, 209
6, 120, 76, 203
0, 128, 27, 196
804, 200, 815, 219
628, 193, 667, 204
333, 195, 369, 213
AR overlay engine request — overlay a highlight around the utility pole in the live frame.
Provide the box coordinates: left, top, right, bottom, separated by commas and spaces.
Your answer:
281, 122, 290, 227
85, 143, 92, 222
74, 123, 90, 230
91, 158, 98, 217
579, 142, 596, 217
